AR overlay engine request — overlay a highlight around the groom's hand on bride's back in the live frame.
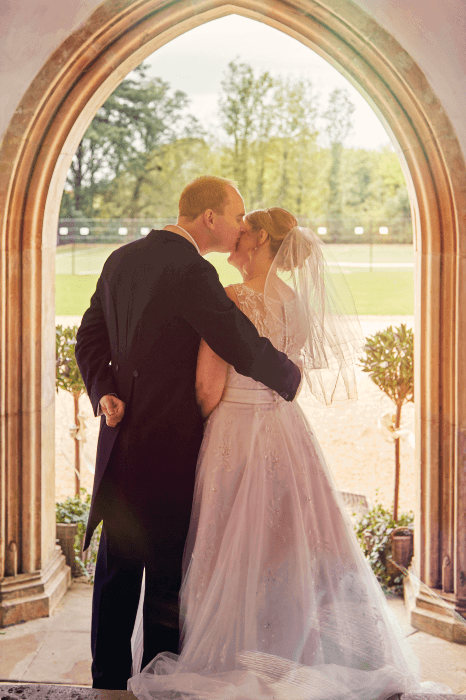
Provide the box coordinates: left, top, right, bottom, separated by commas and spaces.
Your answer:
100, 394, 125, 427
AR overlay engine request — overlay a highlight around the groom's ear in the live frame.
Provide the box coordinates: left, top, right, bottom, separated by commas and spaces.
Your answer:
204, 208, 215, 229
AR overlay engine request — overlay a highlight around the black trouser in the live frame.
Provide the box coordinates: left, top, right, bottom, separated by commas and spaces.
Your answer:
91, 525, 184, 690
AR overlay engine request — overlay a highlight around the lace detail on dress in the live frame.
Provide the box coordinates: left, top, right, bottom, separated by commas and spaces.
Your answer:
231, 284, 271, 342
230, 283, 303, 358
224, 284, 304, 393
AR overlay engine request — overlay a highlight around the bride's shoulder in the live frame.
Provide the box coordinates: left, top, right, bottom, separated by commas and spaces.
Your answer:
231, 282, 263, 295
225, 282, 263, 306
224, 284, 240, 307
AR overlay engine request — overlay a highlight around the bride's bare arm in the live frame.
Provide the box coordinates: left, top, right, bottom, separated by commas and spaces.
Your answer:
195, 286, 239, 419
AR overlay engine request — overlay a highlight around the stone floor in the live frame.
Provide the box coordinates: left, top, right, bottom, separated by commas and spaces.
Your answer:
0, 579, 465, 692
0, 581, 93, 686
0, 686, 135, 699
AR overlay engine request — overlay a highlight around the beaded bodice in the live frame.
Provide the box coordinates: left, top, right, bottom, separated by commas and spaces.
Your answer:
224, 283, 303, 391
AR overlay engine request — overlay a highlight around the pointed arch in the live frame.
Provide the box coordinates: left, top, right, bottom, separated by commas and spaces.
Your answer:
1, 0, 465, 628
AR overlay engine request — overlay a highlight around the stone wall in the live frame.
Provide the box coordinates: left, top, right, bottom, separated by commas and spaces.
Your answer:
1, 0, 466, 161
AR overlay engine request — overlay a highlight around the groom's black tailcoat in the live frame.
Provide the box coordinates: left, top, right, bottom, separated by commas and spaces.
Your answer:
75, 229, 300, 686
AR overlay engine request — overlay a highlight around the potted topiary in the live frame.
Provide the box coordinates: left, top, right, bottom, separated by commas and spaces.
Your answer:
359, 324, 415, 575
359, 323, 414, 521
56, 324, 87, 497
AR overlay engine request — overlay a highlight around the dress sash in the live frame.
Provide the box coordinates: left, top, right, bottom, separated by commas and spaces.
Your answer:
221, 385, 279, 404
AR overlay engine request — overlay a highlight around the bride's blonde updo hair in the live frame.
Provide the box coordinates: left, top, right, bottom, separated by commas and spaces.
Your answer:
244, 207, 298, 271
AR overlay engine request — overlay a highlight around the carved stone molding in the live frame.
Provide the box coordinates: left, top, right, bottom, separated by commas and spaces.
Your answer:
0, 0, 465, 628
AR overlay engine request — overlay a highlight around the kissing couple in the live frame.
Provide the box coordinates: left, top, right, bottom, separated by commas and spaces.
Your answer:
76, 176, 430, 700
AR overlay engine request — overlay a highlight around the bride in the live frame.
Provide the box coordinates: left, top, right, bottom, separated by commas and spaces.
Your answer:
129, 208, 444, 700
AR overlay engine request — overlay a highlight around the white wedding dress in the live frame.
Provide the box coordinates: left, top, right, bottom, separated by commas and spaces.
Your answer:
128, 283, 448, 700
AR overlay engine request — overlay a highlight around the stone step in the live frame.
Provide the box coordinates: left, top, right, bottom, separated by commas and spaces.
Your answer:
0, 548, 71, 627
410, 604, 466, 643
414, 591, 457, 615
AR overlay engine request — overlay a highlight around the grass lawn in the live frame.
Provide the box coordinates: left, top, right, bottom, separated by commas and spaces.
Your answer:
56, 243, 120, 275
323, 243, 413, 264
55, 244, 414, 316
342, 270, 413, 314
204, 254, 414, 315
56, 275, 99, 316
56, 268, 414, 317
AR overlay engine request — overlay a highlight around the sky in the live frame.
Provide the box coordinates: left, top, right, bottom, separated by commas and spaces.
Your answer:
140, 14, 392, 151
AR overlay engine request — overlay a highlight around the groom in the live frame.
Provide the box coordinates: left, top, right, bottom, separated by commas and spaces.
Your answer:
75, 176, 301, 690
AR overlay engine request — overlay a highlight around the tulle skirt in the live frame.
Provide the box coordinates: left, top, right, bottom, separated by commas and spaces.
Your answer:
129, 388, 425, 700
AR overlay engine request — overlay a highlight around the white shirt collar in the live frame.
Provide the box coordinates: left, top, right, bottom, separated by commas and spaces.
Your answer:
171, 225, 200, 255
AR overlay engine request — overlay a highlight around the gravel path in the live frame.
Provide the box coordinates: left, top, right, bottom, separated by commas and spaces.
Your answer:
55, 315, 415, 515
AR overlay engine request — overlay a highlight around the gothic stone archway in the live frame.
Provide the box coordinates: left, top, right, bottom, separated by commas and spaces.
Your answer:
1, 0, 466, 637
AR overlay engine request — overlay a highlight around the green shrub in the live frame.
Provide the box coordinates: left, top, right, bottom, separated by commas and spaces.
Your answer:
55, 489, 90, 525
56, 488, 101, 582
355, 500, 413, 592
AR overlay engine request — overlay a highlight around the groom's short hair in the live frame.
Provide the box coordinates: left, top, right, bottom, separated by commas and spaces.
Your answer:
179, 176, 237, 220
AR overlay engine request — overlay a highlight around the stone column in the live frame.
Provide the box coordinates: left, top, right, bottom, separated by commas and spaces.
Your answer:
0, 124, 70, 629
407, 156, 466, 643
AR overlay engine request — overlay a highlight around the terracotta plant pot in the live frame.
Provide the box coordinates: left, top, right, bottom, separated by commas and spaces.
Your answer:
390, 527, 414, 571
56, 522, 82, 576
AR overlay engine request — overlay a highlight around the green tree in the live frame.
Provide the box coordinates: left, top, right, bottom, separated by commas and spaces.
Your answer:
120, 80, 202, 217
56, 325, 87, 497
98, 135, 219, 218
219, 59, 275, 198
62, 120, 114, 217
323, 88, 355, 219
60, 59, 411, 226
359, 324, 414, 521
270, 77, 319, 213
219, 61, 323, 212
60, 64, 201, 218
374, 148, 411, 219
343, 149, 374, 213
250, 84, 276, 208
340, 147, 409, 219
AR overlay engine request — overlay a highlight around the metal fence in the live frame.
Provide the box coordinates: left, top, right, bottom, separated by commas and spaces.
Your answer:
56, 216, 413, 275
295, 216, 412, 243
57, 216, 413, 246
57, 218, 170, 246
